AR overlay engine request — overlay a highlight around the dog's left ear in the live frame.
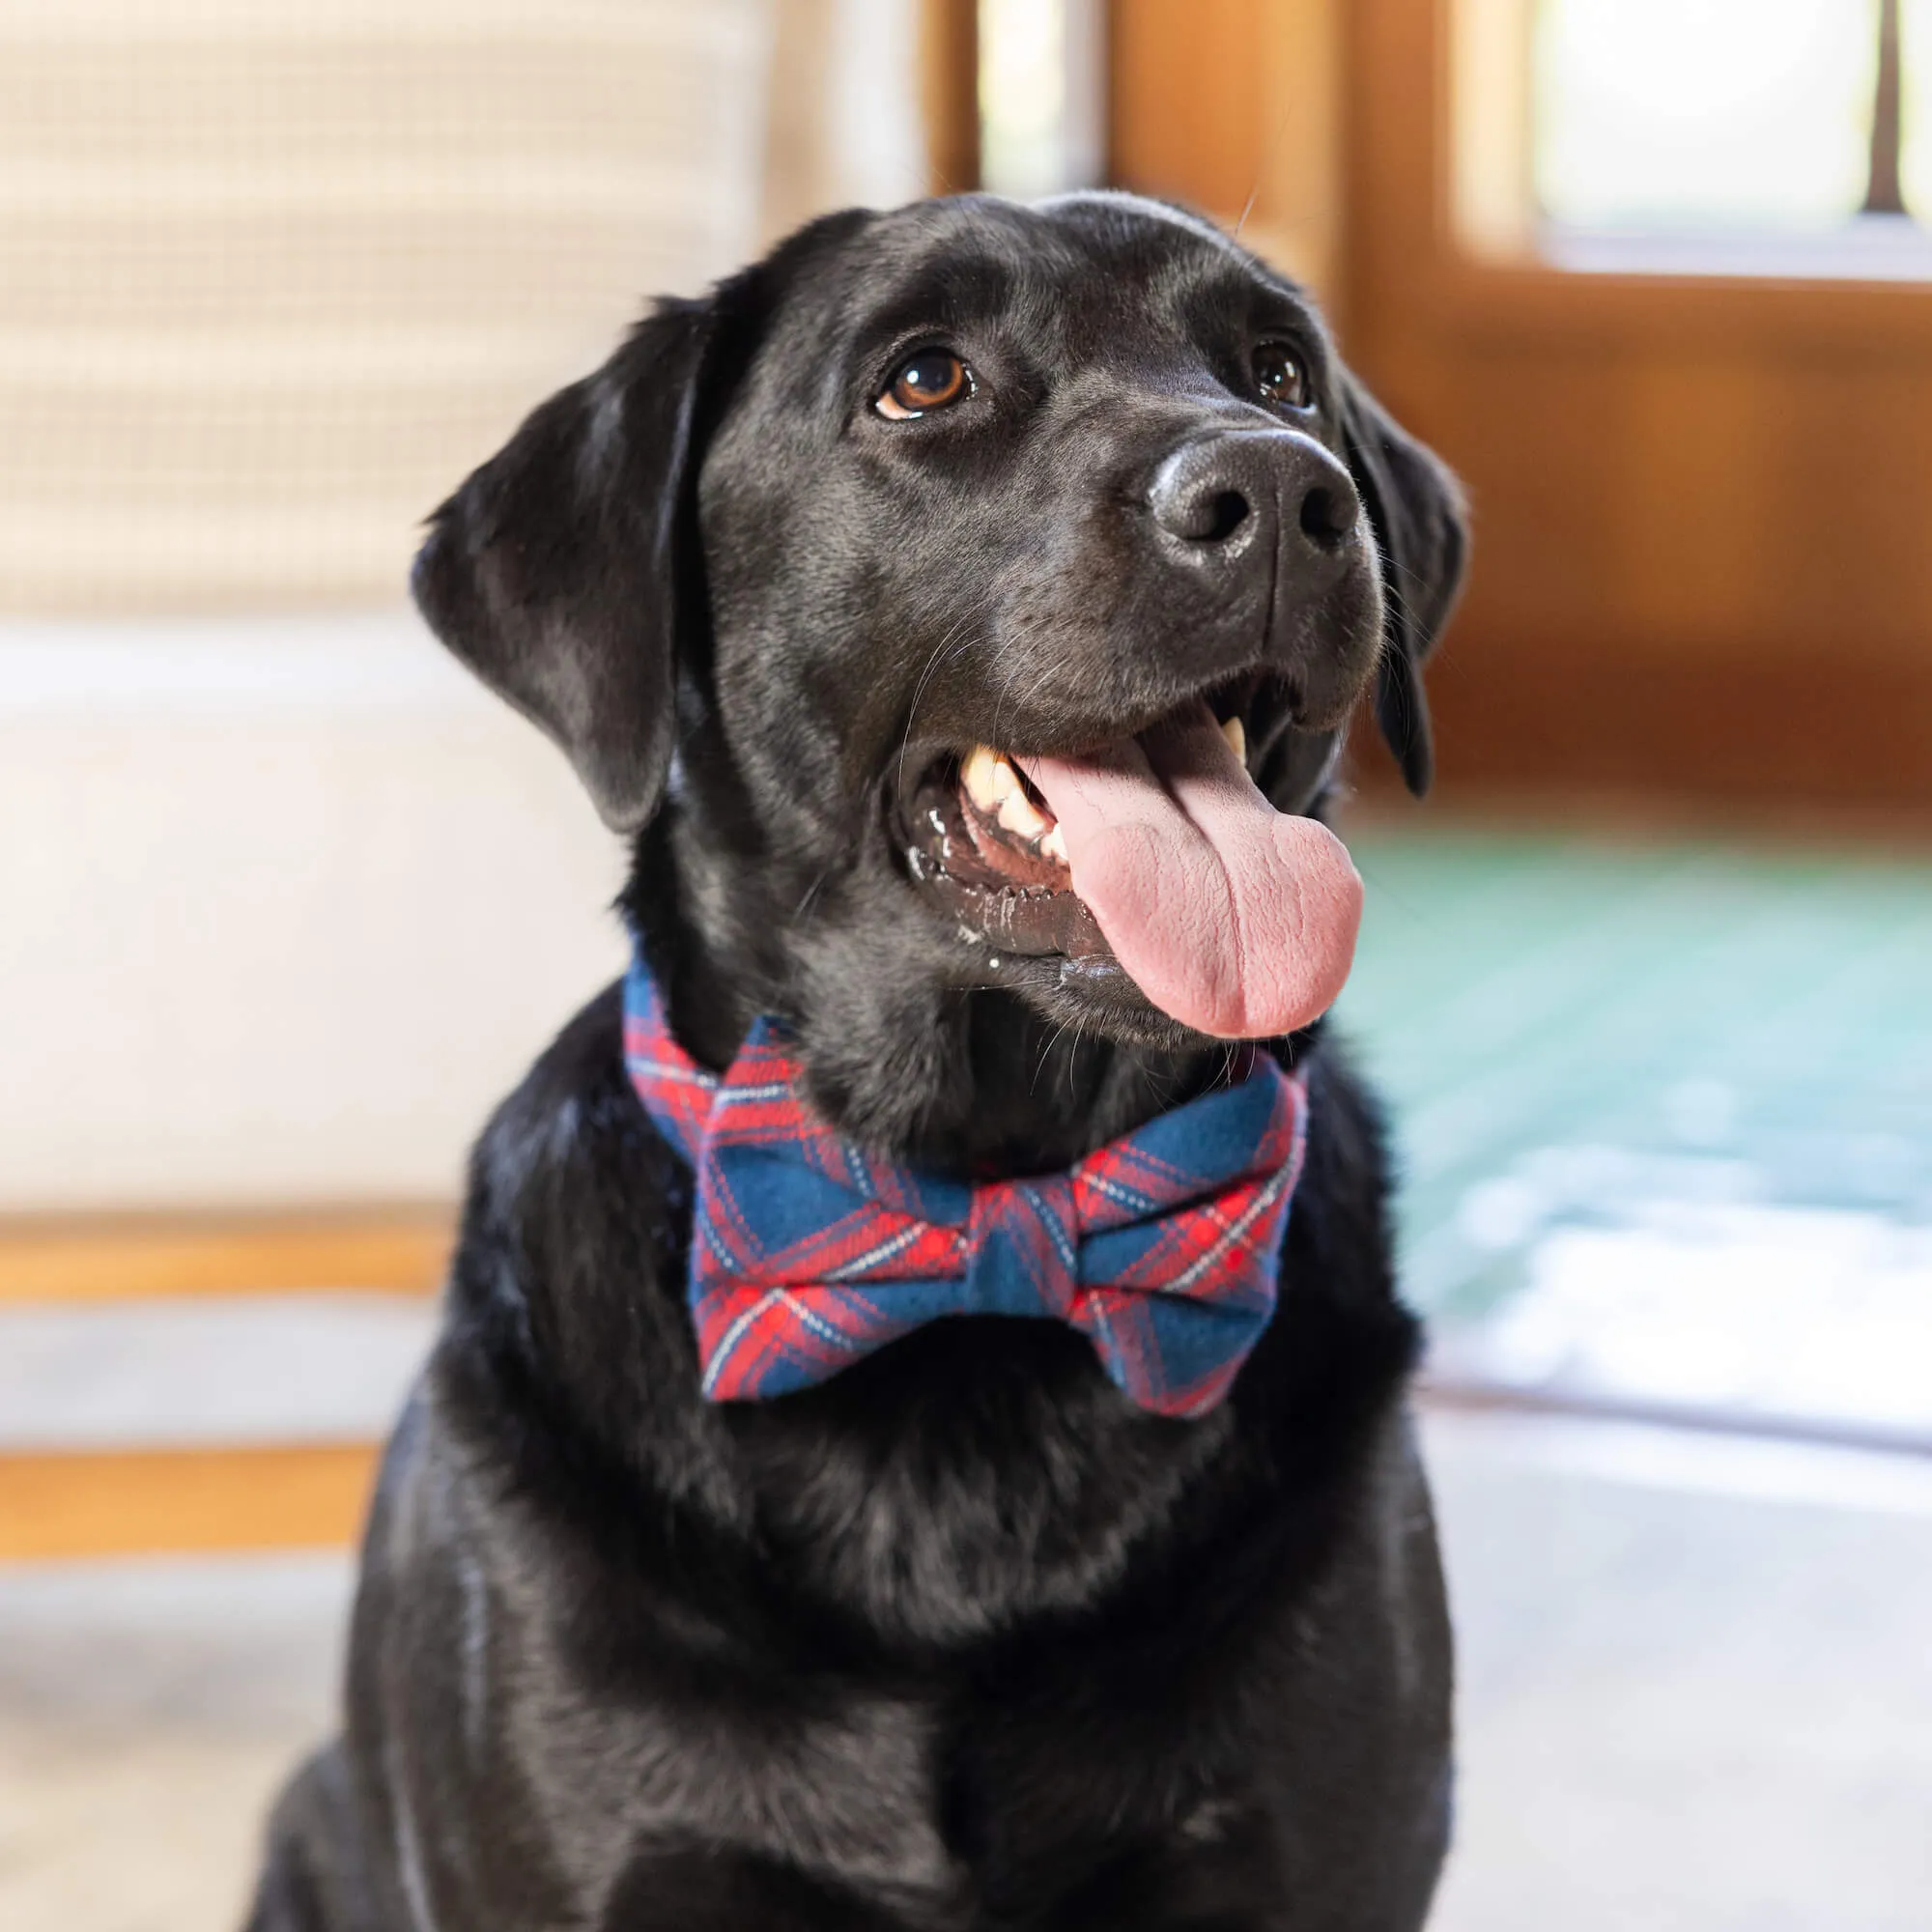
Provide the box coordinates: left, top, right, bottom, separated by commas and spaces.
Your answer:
411, 297, 720, 833
1339, 374, 1469, 797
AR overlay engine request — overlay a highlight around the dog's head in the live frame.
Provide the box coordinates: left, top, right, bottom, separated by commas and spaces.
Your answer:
414, 195, 1464, 1142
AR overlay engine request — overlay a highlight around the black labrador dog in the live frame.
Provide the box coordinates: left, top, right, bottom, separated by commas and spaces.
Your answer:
248, 191, 1466, 1932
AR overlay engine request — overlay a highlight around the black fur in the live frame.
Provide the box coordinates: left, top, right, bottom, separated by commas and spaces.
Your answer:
248, 192, 1467, 1931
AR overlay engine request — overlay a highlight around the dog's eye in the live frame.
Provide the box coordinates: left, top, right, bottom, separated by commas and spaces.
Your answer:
1253, 342, 1308, 409
876, 350, 970, 419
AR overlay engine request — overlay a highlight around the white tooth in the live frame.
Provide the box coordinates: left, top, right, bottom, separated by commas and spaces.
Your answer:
962, 745, 1003, 812
1221, 716, 1247, 766
989, 754, 1019, 802
997, 785, 1051, 842
1038, 824, 1068, 866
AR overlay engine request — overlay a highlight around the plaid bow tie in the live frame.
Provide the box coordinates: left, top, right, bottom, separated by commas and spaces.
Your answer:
622, 956, 1310, 1418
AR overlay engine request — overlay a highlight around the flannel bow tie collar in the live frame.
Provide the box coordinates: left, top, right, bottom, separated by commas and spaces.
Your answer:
622, 956, 1310, 1418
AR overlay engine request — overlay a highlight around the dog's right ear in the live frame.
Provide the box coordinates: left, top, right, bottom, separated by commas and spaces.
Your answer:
411, 298, 717, 834
1339, 373, 1468, 799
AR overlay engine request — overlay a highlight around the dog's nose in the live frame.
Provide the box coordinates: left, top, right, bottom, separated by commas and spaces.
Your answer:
1149, 433, 1360, 573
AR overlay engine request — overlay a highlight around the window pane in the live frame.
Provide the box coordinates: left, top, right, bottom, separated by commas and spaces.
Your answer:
1903, 0, 1932, 215
1535, 0, 1880, 231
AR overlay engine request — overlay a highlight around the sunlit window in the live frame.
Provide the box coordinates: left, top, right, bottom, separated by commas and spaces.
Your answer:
976, 0, 1102, 202
1532, 0, 1932, 261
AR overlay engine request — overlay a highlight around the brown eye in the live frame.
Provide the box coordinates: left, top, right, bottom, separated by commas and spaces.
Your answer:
1253, 342, 1308, 409
876, 349, 970, 419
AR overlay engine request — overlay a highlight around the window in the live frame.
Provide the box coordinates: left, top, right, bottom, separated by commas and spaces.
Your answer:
975, 0, 1103, 201
1458, 0, 1932, 275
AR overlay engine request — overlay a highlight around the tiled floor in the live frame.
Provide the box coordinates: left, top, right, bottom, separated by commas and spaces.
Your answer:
1340, 824, 1932, 1446
1342, 825, 1932, 1315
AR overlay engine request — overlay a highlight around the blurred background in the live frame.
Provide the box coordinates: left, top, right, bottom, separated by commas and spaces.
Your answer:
2, 3, 1928, 1926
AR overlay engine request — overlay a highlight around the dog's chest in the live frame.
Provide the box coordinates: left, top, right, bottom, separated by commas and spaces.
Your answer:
578, 1675, 1274, 1928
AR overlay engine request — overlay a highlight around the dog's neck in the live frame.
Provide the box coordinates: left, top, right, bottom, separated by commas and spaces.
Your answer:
626, 812, 1305, 1177
805, 983, 1241, 1175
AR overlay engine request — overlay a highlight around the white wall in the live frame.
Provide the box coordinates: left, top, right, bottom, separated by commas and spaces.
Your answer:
0, 617, 626, 1209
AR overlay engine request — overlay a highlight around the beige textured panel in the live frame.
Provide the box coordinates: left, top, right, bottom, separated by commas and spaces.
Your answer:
0, 205, 724, 333
0, 0, 773, 611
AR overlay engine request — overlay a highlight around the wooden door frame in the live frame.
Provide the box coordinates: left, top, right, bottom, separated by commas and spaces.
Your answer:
1342, 0, 1932, 818
1348, 0, 1932, 357
920, 0, 980, 192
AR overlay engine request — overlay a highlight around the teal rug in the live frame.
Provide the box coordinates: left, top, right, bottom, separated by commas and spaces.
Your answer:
1335, 825, 1932, 1440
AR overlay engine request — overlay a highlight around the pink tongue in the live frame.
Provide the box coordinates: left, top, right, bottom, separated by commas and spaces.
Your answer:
1017, 704, 1362, 1038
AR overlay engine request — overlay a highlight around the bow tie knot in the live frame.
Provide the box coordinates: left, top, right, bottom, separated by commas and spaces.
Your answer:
623, 957, 1310, 1418
964, 1176, 1081, 1322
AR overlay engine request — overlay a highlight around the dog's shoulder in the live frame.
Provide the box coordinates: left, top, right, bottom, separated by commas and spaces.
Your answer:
436, 980, 714, 1474
468, 979, 658, 1218
455, 979, 678, 1307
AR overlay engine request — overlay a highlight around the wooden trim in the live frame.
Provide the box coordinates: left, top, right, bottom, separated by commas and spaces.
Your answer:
920, 0, 980, 194
1424, 259, 1932, 356
1104, 0, 1345, 302
0, 1206, 453, 1305
1360, 632, 1932, 817
0, 1441, 380, 1560
0, 1213, 433, 1557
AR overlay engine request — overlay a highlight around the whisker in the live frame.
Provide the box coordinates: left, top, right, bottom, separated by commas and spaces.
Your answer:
895, 613, 979, 796
793, 864, 836, 923
1032, 1015, 1075, 1094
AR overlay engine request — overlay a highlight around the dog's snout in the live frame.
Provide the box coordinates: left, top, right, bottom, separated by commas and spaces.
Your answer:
1149, 434, 1360, 571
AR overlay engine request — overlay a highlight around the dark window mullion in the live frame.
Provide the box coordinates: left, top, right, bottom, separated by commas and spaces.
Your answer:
1862, 0, 1907, 217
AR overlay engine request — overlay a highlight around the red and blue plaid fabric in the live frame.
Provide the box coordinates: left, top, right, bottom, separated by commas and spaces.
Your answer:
623, 957, 1310, 1418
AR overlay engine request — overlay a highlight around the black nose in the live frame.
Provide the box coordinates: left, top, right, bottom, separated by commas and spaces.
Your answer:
1149, 433, 1360, 569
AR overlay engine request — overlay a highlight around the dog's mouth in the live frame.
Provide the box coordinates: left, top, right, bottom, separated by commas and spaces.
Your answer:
900, 676, 1363, 1039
